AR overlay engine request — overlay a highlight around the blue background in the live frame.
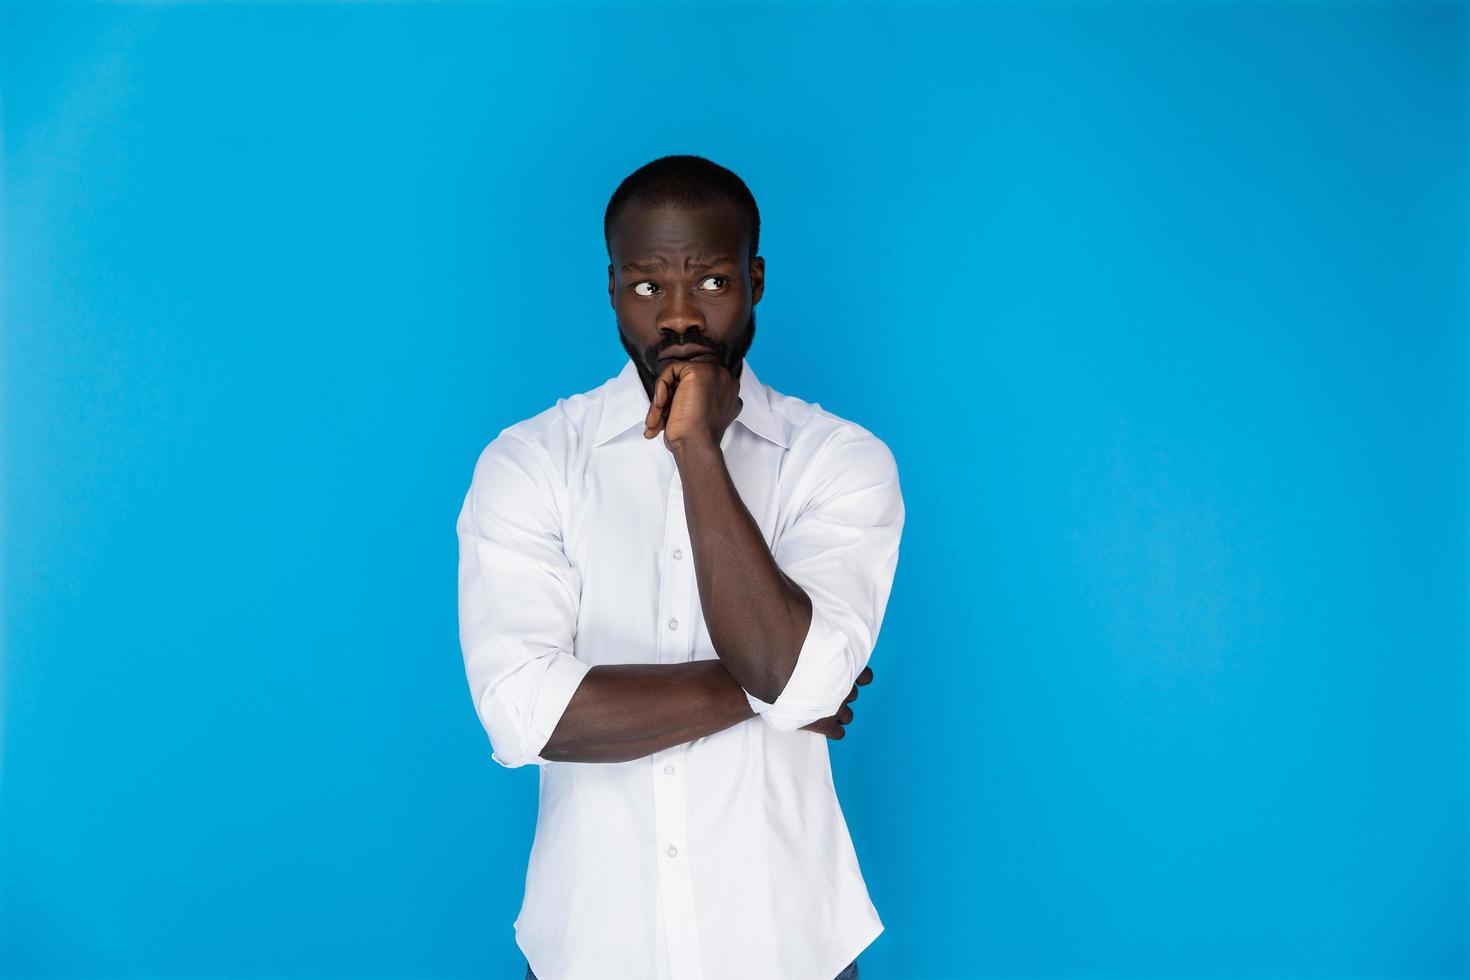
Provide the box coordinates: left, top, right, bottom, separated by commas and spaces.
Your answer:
3, 2, 1466, 978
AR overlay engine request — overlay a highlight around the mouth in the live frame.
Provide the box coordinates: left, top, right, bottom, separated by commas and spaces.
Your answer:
659, 345, 717, 362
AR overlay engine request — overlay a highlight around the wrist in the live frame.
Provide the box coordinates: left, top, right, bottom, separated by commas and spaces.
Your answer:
669, 435, 723, 467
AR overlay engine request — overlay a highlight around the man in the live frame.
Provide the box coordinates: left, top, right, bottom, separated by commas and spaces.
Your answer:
456, 155, 905, 980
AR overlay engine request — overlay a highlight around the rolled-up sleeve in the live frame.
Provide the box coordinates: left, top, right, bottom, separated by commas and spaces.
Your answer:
744, 428, 905, 733
456, 430, 592, 768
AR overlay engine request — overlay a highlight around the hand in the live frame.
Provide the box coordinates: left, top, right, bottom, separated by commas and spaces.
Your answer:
643, 359, 742, 451
800, 666, 874, 740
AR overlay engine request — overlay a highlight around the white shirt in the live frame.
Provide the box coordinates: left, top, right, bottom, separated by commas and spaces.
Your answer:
456, 356, 905, 980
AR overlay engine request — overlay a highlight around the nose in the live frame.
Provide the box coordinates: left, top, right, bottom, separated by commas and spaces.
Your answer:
655, 283, 705, 336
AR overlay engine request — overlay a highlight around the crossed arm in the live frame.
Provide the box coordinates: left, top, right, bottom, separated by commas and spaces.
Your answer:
456, 425, 902, 769
540, 659, 873, 763
541, 436, 818, 763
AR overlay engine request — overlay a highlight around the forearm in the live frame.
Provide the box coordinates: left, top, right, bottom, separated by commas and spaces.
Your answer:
540, 658, 755, 764
672, 439, 810, 703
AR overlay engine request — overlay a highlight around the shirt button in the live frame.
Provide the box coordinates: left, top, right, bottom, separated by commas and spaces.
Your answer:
672, 547, 683, 560
667, 845, 678, 857
664, 764, 675, 775
668, 618, 678, 631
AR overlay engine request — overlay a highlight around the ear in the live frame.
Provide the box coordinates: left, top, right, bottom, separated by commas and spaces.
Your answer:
607, 263, 616, 307
750, 256, 765, 305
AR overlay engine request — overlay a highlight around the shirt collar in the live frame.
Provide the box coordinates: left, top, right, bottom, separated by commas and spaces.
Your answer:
592, 357, 790, 449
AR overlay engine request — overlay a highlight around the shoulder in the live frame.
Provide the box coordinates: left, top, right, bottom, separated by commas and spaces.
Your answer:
764, 383, 901, 486
466, 372, 613, 501
761, 383, 905, 536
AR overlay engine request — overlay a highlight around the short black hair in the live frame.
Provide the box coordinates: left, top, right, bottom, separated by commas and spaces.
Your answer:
604, 155, 761, 266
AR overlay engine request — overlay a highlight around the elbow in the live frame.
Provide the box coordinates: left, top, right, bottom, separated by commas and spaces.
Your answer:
536, 721, 579, 764
744, 602, 867, 733
483, 702, 545, 769
476, 654, 593, 769
742, 631, 805, 705
488, 740, 538, 769
488, 725, 567, 769
745, 664, 793, 707
744, 585, 812, 704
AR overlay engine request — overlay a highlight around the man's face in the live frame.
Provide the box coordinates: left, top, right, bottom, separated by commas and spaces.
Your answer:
607, 200, 765, 399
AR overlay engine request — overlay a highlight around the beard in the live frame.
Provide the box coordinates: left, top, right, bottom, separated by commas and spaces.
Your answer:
618, 308, 757, 401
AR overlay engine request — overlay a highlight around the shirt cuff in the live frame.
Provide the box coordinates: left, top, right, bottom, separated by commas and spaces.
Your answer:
743, 603, 855, 733
492, 653, 593, 768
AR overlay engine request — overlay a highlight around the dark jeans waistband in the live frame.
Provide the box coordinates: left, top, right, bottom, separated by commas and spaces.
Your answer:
526, 958, 859, 979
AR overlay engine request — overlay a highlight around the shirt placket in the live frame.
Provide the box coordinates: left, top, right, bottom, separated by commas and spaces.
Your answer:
651, 465, 705, 980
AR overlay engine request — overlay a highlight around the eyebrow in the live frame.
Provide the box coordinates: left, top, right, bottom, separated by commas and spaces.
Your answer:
621, 255, 735, 274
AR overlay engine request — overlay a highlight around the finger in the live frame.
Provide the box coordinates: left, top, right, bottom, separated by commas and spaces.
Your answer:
838, 704, 854, 725
654, 362, 689, 431
644, 364, 680, 437
844, 684, 859, 704
802, 717, 843, 740
651, 377, 676, 435
856, 666, 874, 685
643, 375, 663, 436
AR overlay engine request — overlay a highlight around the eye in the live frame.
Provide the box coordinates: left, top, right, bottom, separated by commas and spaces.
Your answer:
632, 281, 660, 297
698, 275, 728, 291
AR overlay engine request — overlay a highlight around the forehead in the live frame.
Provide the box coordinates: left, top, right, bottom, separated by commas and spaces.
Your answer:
609, 200, 749, 264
